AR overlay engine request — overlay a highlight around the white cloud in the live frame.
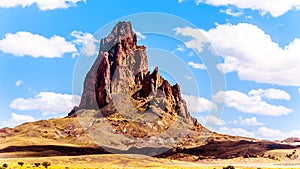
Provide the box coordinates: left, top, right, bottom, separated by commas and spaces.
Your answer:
188, 61, 207, 70
207, 115, 226, 126
248, 127, 300, 140
199, 115, 226, 126
238, 116, 264, 126
256, 127, 285, 140
178, 0, 184, 3
10, 92, 81, 116
220, 8, 243, 17
213, 90, 292, 116
174, 27, 208, 53
198, 115, 226, 131
245, 15, 253, 19
15, 80, 23, 87
175, 44, 185, 52
248, 88, 291, 100
0, 31, 77, 58
133, 30, 146, 40
0, 0, 86, 11
219, 126, 300, 140
185, 75, 192, 80
1, 113, 35, 128
71, 31, 98, 57
196, 0, 300, 17
182, 94, 216, 113
219, 127, 255, 138
175, 23, 300, 86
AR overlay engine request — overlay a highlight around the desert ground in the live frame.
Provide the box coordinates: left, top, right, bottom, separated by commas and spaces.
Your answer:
1, 117, 300, 168
1, 153, 300, 169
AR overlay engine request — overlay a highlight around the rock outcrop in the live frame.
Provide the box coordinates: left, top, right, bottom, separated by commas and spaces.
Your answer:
72, 21, 195, 125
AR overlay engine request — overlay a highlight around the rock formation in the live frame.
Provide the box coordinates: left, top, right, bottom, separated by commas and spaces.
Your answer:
71, 21, 196, 126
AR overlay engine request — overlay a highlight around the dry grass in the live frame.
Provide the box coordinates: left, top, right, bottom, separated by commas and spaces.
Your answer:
1, 154, 300, 169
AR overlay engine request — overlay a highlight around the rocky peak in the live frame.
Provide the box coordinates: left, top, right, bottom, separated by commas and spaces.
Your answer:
100, 21, 137, 52
77, 21, 147, 111
73, 21, 195, 125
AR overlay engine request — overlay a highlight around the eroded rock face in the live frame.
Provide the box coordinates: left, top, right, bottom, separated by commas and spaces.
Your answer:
74, 21, 195, 125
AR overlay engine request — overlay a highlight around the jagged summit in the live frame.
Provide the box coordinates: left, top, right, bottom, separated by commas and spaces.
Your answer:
100, 21, 137, 52
77, 21, 148, 111
73, 21, 196, 125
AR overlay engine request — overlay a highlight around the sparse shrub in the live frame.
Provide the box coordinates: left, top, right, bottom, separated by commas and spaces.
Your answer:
42, 161, 51, 168
18, 162, 24, 166
223, 165, 235, 169
34, 162, 41, 167
2, 163, 7, 168
286, 153, 293, 158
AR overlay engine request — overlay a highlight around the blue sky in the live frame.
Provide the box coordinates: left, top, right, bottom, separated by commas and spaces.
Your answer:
1, 0, 300, 141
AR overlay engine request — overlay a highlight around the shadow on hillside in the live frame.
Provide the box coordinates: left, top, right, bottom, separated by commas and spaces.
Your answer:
156, 140, 298, 159
0, 140, 298, 159
0, 145, 169, 158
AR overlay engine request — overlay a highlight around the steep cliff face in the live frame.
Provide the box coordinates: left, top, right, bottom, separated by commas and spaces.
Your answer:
78, 22, 148, 110
74, 21, 195, 125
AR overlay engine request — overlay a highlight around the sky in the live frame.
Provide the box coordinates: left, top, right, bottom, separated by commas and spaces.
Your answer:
0, 0, 300, 141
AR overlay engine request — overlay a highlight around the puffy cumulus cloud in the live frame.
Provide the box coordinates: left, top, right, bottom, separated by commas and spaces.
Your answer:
213, 90, 292, 116
0, 31, 77, 58
10, 92, 81, 116
0, 0, 86, 11
175, 23, 300, 86
196, 0, 300, 17
182, 94, 216, 113
188, 61, 207, 70
249, 88, 291, 100
1, 113, 35, 128
71, 31, 98, 57
238, 116, 264, 126
174, 27, 208, 53
219, 127, 255, 138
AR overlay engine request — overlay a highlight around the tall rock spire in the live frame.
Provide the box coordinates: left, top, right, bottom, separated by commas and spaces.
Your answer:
74, 21, 195, 125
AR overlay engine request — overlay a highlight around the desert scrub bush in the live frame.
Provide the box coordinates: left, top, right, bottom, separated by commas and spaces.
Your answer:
2, 163, 8, 168
286, 153, 293, 158
223, 165, 235, 169
42, 161, 51, 168
34, 162, 41, 167
18, 162, 24, 166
